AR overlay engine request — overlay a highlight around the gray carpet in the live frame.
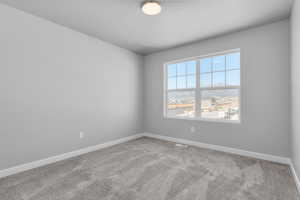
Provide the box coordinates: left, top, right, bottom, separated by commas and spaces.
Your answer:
0, 137, 299, 200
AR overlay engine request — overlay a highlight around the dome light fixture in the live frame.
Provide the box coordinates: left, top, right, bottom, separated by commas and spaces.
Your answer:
142, 1, 162, 16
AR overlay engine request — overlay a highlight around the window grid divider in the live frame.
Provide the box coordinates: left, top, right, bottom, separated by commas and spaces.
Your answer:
225, 55, 227, 88
195, 60, 201, 118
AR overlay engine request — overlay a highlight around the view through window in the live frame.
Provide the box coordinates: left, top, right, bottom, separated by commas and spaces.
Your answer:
165, 50, 240, 122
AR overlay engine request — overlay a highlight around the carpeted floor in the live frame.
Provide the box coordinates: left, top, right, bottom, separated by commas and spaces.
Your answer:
0, 137, 299, 200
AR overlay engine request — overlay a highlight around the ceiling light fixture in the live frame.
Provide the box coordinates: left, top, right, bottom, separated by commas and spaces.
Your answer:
142, 1, 162, 16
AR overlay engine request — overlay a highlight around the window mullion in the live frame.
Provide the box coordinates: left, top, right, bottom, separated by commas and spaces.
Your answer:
195, 60, 201, 118
165, 65, 169, 117
211, 60, 213, 88
225, 55, 227, 88
175, 64, 178, 89
185, 62, 188, 88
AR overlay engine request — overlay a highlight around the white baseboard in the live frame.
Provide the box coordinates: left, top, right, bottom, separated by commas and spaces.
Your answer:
289, 160, 300, 193
141, 132, 291, 165
0, 134, 144, 179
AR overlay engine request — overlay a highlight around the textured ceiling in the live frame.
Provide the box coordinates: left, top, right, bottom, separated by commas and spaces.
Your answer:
0, 0, 293, 55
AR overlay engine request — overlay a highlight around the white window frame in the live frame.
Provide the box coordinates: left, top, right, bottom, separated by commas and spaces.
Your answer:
163, 48, 241, 123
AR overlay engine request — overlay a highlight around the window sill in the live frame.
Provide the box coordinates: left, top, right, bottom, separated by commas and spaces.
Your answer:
163, 116, 241, 124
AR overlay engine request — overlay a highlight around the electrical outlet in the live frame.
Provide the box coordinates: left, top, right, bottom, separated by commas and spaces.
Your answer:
79, 131, 85, 139
190, 126, 195, 133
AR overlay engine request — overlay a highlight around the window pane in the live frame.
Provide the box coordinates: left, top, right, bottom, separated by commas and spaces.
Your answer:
187, 61, 196, 74
226, 70, 240, 86
213, 72, 225, 87
226, 52, 240, 70
177, 76, 186, 89
200, 58, 212, 73
187, 75, 196, 88
168, 64, 176, 77
177, 63, 186, 76
168, 77, 176, 89
167, 91, 195, 118
200, 73, 211, 88
213, 55, 225, 71
201, 89, 239, 121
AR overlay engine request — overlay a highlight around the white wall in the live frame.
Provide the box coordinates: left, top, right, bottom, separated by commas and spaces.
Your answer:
291, 0, 300, 176
0, 4, 143, 170
144, 20, 291, 157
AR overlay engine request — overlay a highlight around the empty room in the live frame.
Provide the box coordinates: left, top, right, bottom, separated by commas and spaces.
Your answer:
0, 0, 300, 199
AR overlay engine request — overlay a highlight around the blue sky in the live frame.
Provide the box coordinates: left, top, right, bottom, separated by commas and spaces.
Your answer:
168, 52, 240, 89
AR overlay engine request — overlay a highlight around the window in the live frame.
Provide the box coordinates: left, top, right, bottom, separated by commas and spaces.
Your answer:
165, 50, 240, 122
